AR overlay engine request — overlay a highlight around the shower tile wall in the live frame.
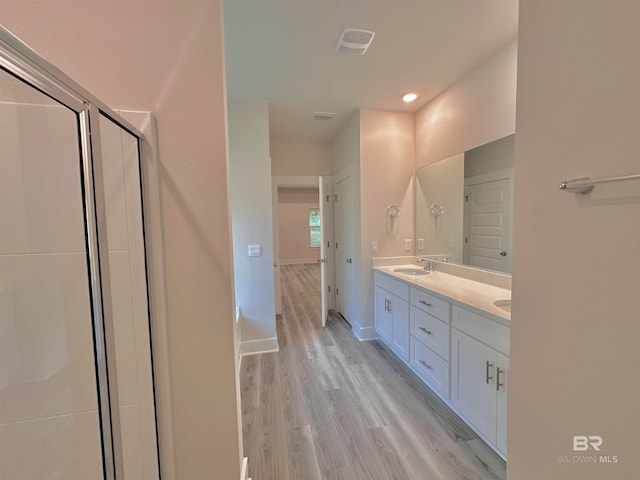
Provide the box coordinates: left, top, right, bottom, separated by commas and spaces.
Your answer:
99, 115, 159, 480
0, 102, 104, 477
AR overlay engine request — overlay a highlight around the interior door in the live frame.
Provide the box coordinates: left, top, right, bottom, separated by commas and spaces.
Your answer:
272, 183, 282, 315
464, 175, 512, 272
334, 175, 353, 323
319, 176, 334, 327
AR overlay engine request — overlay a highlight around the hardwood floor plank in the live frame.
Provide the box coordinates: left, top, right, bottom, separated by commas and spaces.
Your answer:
240, 263, 506, 480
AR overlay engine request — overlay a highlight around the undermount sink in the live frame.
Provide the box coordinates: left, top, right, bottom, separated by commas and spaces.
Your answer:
393, 267, 429, 276
494, 299, 512, 313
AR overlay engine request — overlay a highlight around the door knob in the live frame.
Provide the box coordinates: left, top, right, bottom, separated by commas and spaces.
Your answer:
500, 251, 507, 257
346, 258, 352, 264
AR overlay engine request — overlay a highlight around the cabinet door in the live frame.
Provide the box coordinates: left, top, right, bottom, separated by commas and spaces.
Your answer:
389, 292, 409, 361
496, 353, 509, 455
375, 286, 392, 343
451, 330, 497, 443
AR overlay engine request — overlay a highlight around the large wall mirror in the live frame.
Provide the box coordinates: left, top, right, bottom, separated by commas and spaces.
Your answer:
415, 134, 515, 274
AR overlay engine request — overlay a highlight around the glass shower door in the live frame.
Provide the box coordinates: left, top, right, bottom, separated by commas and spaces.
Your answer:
0, 68, 106, 477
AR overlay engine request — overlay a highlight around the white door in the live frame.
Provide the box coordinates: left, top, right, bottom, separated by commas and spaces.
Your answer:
464, 172, 512, 273
389, 292, 409, 361
319, 176, 334, 327
334, 175, 353, 323
496, 352, 509, 455
272, 184, 282, 315
451, 330, 497, 443
375, 287, 392, 343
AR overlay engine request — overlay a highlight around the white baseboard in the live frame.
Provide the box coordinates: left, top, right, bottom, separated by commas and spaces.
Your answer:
280, 259, 319, 265
351, 323, 378, 341
239, 337, 279, 356
241, 457, 249, 480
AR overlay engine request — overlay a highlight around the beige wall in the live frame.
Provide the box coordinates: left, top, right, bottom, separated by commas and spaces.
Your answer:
509, 2, 640, 478
278, 188, 320, 264
464, 133, 515, 178
270, 139, 333, 176
0, 2, 242, 478
416, 153, 464, 262
228, 101, 277, 350
358, 108, 415, 337
415, 39, 517, 169
332, 111, 361, 175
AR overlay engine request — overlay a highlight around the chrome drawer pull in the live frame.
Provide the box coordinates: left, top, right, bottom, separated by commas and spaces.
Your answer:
419, 359, 433, 370
418, 299, 432, 307
496, 368, 505, 391
486, 361, 494, 384
418, 326, 433, 335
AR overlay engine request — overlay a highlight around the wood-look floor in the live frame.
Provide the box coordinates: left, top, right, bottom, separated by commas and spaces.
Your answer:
240, 263, 506, 480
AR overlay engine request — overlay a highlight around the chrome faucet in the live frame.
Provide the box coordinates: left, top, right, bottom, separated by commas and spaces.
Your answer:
417, 258, 435, 272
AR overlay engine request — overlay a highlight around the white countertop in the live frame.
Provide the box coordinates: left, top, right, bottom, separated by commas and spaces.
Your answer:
374, 264, 511, 325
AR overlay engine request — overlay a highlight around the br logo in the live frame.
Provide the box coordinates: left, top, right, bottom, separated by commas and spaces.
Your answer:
573, 436, 603, 452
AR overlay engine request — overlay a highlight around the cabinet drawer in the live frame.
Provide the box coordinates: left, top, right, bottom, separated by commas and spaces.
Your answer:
410, 287, 451, 322
410, 306, 450, 360
410, 336, 449, 399
452, 305, 510, 355
375, 272, 409, 301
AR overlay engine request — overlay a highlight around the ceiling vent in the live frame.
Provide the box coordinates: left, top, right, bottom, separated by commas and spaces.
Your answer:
312, 112, 336, 121
336, 29, 375, 55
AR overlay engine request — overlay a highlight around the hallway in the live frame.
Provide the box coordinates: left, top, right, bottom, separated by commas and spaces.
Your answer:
240, 263, 506, 480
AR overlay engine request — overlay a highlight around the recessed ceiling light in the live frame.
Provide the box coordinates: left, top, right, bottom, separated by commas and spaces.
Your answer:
402, 92, 419, 103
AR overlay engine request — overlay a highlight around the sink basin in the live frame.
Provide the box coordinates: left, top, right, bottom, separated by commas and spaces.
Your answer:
393, 267, 429, 276
494, 299, 512, 313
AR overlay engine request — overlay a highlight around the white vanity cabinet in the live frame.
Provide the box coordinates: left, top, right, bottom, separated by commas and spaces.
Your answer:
374, 273, 410, 361
372, 268, 510, 459
408, 288, 451, 399
451, 305, 510, 457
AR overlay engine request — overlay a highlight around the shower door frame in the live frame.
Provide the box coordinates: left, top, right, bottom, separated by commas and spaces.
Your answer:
0, 26, 157, 480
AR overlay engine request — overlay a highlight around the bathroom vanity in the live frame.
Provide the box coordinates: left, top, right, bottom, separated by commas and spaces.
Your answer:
373, 262, 511, 459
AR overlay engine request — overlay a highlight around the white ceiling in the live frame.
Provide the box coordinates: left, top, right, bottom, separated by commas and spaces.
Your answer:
223, 0, 519, 142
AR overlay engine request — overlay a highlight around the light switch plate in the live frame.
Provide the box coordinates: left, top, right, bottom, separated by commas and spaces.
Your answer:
448, 238, 455, 248
404, 239, 412, 251
371, 240, 378, 253
417, 238, 424, 250
248, 244, 262, 257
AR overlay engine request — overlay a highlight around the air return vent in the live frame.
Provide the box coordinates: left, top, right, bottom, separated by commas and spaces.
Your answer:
312, 112, 336, 121
336, 29, 375, 55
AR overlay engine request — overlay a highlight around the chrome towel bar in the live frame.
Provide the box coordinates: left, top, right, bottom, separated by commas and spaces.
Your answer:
558, 173, 640, 195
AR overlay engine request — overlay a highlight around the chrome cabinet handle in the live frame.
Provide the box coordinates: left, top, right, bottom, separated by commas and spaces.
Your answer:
418, 300, 432, 307
419, 359, 433, 370
387, 299, 391, 313
418, 326, 433, 335
384, 299, 389, 312
496, 367, 505, 391
500, 251, 507, 257
486, 361, 494, 384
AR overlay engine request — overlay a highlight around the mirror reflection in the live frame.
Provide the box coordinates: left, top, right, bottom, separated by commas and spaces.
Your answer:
415, 134, 515, 274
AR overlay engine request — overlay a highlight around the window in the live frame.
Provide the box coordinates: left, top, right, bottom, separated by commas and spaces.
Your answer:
309, 208, 321, 247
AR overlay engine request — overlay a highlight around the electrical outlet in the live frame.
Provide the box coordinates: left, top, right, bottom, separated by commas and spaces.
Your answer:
417, 238, 424, 250
448, 238, 455, 249
371, 240, 378, 253
404, 239, 412, 251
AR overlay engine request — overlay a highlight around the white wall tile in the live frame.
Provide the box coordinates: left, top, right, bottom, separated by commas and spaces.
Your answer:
99, 114, 129, 252
108, 251, 139, 407
120, 405, 144, 480
0, 103, 86, 255
0, 253, 99, 424
0, 411, 103, 479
